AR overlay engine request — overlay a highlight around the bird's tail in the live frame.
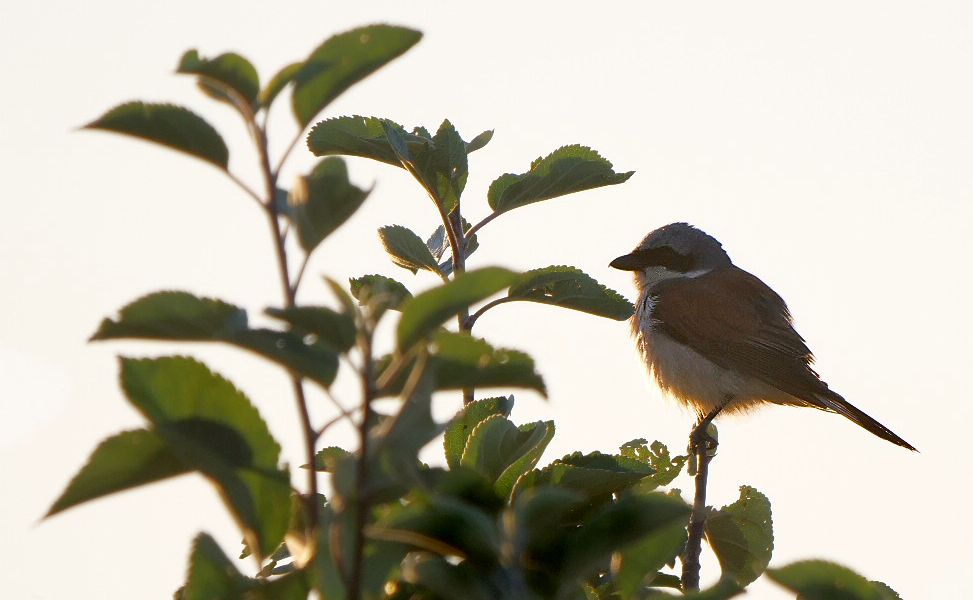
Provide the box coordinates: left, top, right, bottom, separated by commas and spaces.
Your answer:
816, 391, 917, 451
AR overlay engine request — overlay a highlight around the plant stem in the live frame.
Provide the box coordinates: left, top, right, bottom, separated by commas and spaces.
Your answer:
348, 328, 375, 600
256, 123, 320, 532
682, 443, 712, 591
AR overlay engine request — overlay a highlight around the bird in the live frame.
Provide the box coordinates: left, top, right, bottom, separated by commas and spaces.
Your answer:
610, 222, 916, 452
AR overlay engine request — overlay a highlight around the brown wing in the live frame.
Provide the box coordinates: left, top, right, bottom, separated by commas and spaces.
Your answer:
651, 267, 833, 405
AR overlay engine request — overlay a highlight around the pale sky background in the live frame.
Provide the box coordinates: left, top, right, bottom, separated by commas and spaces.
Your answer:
2, 2, 971, 599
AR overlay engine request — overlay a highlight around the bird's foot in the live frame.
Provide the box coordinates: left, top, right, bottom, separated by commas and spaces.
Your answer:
688, 422, 719, 457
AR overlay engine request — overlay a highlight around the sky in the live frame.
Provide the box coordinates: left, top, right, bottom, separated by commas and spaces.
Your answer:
2, 2, 971, 599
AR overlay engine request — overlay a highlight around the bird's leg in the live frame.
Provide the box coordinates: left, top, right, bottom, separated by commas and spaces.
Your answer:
689, 398, 730, 456
682, 396, 732, 592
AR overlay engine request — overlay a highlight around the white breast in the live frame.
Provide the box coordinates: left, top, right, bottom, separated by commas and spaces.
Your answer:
632, 291, 796, 417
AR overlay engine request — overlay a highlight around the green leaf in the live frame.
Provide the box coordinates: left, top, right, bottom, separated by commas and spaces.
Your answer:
311, 446, 353, 472
91, 290, 246, 340
378, 494, 501, 568
411, 119, 469, 214
230, 328, 340, 388
292, 25, 422, 127
378, 224, 442, 274
767, 560, 900, 600
93, 292, 339, 386
84, 102, 229, 169
397, 267, 517, 349
509, 265, 635, 321
443, 396, 515, 469
400, 553, 499, 600
487, 144, 633, 213
182, 533, 254, 600
430, 332, 546, 396
259, 61, 301, 108
560, 494, 691, 587
289, 157, 371, 253
177, 50, 260, 111
265, 305, 356, 353
511, 451, 656, 503
121, 356, 290, 558
460, 415, 555, 498
704, 485, 773, 588
306, 115, 413, 166
619, 439, 688, 492
466, 129, 494, 153
349, 274, 413, 313
613, 523, 687, 598
46, 429, 189, 517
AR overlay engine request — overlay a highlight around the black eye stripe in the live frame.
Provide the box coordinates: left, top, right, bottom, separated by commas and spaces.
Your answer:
631, 246, 695, 272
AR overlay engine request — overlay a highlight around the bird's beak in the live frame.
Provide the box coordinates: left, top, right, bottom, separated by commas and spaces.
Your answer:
609, 252, 642, 271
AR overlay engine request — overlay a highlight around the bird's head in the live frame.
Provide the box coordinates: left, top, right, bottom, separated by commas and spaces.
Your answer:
610, 222, 732, 290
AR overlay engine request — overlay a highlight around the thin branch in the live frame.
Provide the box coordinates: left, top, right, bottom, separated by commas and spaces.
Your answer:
682, 442, 713, 591
348, 323, 375, 600
226, 171, 266, 208
256, 118, 320, 532
290, 252, 312, 300
464, 296, 518, 330
464, 208, 504, 241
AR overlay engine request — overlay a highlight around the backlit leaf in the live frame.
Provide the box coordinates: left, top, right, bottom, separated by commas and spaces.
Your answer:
178, 50, 260, 110
508, 265, 634, 321
767, 560, 900, 600
397, 267, 517, 349
46, 429, 188, 517
121, 356, 290, 557
85, 102, 229, 169
378, 225, 441, 274
290, 157, 371, 253
292, 25, 422, 127
704, 485, 774, 588
487, 145, 632, 213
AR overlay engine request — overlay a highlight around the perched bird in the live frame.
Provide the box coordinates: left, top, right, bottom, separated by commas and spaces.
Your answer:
610, 222, 915, 451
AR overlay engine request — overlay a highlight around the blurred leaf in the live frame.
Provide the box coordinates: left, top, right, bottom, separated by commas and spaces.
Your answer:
91, 291, 246, 340
46, 429, 188, 517
397, 267, 517, 349
375, 333, 545, 398
292, 25, 422, 126
461, 415, 555, 498
349, 274, 413, 313
307, 115, 417, 166
430, 331, 546, 396
371, 361, 440, 482
443, 396, 515, 469
178, 50, 260, 111
766, 560, 900, 600
311, 446, 353, 472
121, 356, 290, 558
704, 485, 773, 588
379, 224, 442, 274
378, 494, 501, 567
290, 157, 371, 253
561, 494, 690, 588
466, 129, 494, 153
260, 61, 301, 108
619, 439, 688, 492
612, 523, 687, 598
400, 553, 499, 600
182, 533, 254, 600
93, 292, 339, 386
266, 304, 356, 353
509, 265, 634, 321
487, 144, 633, 213
85, 102, 228, 169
